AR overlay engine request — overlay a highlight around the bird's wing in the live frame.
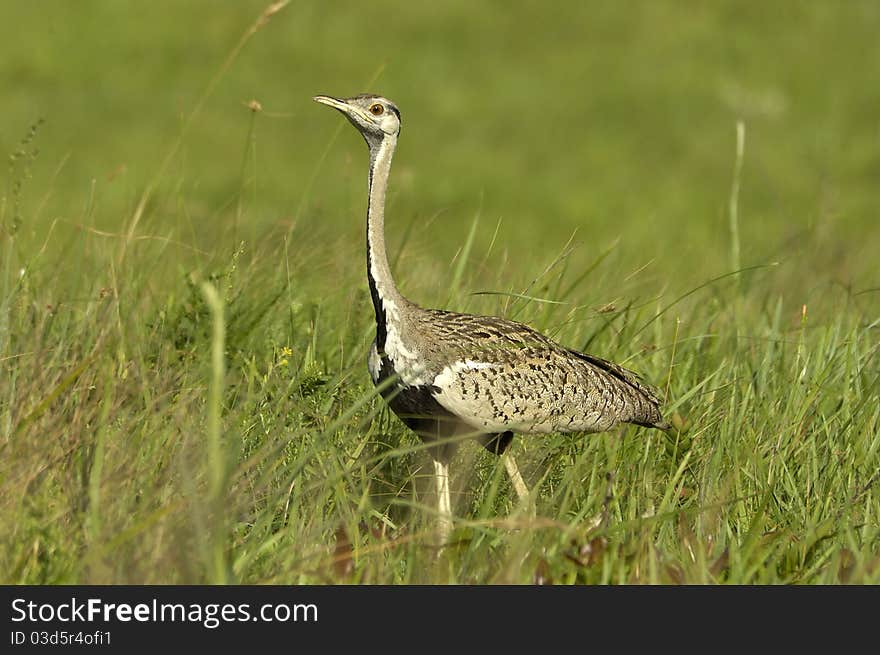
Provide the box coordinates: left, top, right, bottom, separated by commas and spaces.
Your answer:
423, 313, 666, 434
564, 348, 665, 407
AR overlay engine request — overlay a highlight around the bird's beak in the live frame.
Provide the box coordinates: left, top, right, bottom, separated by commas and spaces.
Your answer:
313, 95, 350, 113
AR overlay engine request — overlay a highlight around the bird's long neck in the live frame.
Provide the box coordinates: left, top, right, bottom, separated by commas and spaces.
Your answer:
366, 133, 406, 349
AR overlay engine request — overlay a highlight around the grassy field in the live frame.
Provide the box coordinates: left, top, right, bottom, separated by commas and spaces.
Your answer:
1, 1, 878, 584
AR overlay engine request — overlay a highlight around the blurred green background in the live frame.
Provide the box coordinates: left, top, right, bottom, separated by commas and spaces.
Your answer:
3, 1, 878, 301
3, 1, 880, 585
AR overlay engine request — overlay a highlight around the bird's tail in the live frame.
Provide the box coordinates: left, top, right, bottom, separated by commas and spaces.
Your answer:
568, 349, 671, 431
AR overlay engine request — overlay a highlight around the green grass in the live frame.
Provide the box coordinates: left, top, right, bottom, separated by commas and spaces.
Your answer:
1, 1, 878, 584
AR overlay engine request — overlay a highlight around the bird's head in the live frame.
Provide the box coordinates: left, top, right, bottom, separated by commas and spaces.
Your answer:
313, 93, 400, 148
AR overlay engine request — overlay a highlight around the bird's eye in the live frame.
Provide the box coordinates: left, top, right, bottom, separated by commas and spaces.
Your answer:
369, 103, 384, 116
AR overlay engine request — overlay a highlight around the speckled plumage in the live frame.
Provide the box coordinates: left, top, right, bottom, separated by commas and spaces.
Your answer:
315, 92, 668, 541
369, 302, 668, 449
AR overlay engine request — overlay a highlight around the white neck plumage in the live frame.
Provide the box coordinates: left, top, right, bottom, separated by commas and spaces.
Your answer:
366, 133, 406, 330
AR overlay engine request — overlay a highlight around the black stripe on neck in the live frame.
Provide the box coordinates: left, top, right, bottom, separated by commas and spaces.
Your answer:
366, 166, 388, 352
366, 236, 388, 351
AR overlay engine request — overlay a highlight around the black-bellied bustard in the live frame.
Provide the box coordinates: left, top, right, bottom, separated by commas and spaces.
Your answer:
314, 93, 669, 543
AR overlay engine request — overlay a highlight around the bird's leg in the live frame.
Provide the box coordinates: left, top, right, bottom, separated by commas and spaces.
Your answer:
432, 458, 452, 545
502, 452, 530, 503
480, 432, 532, 505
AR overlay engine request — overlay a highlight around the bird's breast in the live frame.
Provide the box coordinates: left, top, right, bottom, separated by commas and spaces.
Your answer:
369, 323, 431, 387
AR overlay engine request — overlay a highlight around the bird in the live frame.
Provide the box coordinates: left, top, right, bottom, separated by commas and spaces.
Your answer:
313, 93, 669, 543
